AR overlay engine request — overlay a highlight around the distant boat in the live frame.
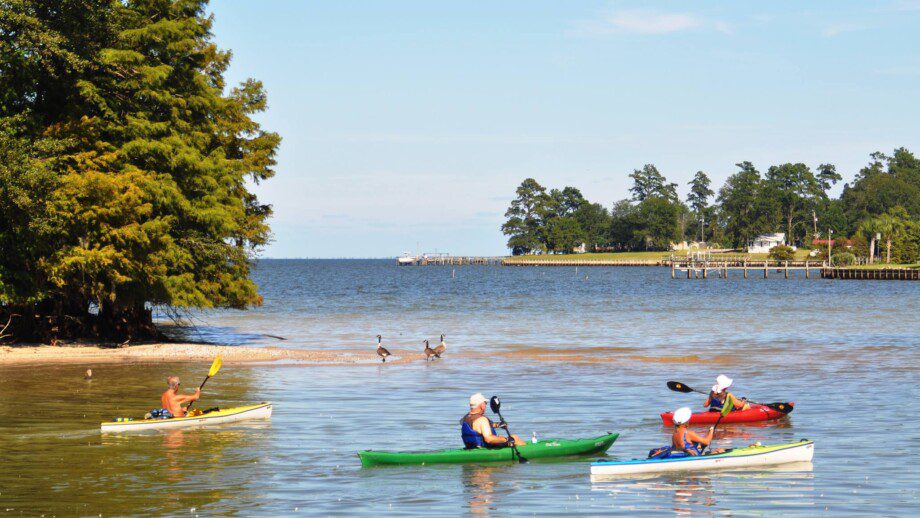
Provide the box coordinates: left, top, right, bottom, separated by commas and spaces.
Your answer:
397, 253, 418, 266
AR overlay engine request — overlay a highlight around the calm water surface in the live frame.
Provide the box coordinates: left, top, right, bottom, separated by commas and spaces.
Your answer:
1, 260, 918, 516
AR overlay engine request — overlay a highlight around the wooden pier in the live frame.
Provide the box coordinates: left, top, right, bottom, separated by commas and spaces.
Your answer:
671, 260, 823, 279
398, 255, 503, 266
821, 267, 919, 280
502, 259, 665, 267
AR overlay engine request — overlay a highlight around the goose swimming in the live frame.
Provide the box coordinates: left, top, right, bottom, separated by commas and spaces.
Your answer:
376, 335, 391, 362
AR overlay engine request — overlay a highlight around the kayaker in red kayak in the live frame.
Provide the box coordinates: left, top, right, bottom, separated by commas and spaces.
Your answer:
704, 375, 750, 413
671, 407, 724, 455
461, 393, 523, 448
161, 376, 200, 417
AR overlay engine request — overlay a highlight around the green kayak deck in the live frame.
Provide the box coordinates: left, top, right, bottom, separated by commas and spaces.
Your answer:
358, 432, 618, 467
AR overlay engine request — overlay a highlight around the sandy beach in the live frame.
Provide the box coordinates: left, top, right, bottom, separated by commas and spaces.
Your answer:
0, 342, 419, 366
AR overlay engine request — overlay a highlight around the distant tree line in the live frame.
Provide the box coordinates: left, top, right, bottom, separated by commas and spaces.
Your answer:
502, 148, 920, 263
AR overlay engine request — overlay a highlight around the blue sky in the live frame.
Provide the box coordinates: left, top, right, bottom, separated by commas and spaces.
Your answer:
211, 1, 920, 258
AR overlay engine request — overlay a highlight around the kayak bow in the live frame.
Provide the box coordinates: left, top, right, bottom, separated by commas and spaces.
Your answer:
101, 402, 272, 432
590, 439, 814, 477
358, 432, 618, 467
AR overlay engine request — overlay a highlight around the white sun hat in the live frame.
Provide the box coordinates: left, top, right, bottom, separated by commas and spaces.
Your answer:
712, 375, 733, 393
673, 407, 693, 425
469, 393, 487, 407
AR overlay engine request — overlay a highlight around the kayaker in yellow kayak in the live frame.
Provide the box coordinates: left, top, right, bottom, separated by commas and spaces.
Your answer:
461, 393, 523, 448
704, 375, 750, 412
671, 407, 724, 455
161, 376, 200, 417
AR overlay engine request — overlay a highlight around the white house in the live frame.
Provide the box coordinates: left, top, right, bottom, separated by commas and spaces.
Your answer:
748, 233, 786, 254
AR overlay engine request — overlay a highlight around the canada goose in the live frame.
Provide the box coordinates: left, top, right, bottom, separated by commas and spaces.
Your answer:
423, 340, 437, 361
84, 368, 93, 380
376, 335, 391, 362
433, 334, 446, 358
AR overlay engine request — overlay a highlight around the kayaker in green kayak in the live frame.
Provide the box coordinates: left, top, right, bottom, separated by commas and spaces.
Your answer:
461, 393, 523, 448
161, 376, 201, 418
704, 375, 750, 413
671, 407, 724, 455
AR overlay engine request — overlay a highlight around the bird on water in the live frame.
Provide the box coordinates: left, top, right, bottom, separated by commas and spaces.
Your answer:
376, 335, 391, 362
423, 340, 437, 361
433, 334, 446, 358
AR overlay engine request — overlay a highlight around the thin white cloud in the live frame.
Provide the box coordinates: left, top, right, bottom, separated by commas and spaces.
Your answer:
822, 22, 871, 37
574, 9, 732, 36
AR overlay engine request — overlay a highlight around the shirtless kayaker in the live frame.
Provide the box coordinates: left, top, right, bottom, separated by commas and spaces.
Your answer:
672, 407, 723, 455
161, 376, 200, 417
461, 393, 523, 448
704, 375, 750, 412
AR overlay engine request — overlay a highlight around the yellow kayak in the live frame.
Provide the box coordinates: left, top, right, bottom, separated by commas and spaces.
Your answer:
101, 402, 272, 432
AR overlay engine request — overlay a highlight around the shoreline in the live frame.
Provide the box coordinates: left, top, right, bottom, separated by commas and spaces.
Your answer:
0, 342, 724, 367
0, 342, 417, 367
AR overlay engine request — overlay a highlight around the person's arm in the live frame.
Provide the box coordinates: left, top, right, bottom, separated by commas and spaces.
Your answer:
727, 393, 746, 410
175, 388, 201, 403
704, 392, 714, 407
687, 428, 713, 446
475, 418, 509, 446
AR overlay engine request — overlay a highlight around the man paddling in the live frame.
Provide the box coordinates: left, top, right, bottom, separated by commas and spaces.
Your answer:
160, 376, 200, 418
704, 375, 750, 413
461, 393, 523, 448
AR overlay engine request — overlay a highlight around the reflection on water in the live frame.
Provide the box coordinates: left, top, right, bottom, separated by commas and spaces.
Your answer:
3, 261, 919, 515
591, 465, 815, 515
462, 465, 501, 514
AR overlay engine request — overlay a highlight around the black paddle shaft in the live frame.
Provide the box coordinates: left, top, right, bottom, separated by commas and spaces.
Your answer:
184, 375, 210, 412
489, 396, 527, 463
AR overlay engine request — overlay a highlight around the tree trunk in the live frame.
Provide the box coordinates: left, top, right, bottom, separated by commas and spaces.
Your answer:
869, 238, 876, 264
886, 239, 892, 264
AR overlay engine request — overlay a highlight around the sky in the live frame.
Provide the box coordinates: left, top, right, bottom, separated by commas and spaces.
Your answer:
210, 1, 920, 258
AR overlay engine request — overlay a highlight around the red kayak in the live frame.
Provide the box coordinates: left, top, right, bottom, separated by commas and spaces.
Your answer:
660, 403, 794, 425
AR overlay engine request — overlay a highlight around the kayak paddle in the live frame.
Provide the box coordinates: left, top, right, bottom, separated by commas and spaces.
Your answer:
666, 381, 793, 414
489, 395, 527, 464
700, 395, 733, 455
186, 354, 222, 413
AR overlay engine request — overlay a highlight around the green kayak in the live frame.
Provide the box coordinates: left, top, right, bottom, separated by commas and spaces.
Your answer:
358, 432, 618, 467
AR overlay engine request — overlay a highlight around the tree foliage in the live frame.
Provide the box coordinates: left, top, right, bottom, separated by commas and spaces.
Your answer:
0, 0, 279, 341
501, 148, 919, 262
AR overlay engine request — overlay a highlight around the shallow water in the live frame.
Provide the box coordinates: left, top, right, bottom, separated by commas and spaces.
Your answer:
2, 260, 918, 515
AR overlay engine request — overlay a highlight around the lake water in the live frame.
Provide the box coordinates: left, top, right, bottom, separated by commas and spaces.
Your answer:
2, 260, 918, 515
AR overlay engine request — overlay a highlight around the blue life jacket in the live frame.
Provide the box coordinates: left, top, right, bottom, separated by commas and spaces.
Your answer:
461, 413, 497, 449
681, 429, 702, 455
709, 392, 725, 412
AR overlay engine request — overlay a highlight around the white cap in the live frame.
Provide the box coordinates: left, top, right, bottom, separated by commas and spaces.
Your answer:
673, 407, 693, 425
469, 393, 487, 407
712, 375, 733, 393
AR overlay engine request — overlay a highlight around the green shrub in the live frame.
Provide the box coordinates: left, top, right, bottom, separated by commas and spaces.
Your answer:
768, 245, 795, 261
832, 252, 856, 266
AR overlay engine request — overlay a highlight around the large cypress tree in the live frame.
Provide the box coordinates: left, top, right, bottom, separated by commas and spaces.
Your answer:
0, 0, 279, 341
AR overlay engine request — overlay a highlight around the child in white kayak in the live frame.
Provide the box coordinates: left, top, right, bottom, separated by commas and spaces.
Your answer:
672, 407, 724, 455
704, 375, 750, 413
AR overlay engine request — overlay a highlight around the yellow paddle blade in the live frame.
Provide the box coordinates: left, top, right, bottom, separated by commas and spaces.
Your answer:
721, 395, 734, 416
208, 355, 222, 377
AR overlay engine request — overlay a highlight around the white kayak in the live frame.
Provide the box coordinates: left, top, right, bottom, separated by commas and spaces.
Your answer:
590, 440, 814, 477
101, 402, 272, 432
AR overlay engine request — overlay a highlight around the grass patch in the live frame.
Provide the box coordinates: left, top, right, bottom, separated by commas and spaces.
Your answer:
847, 263, 920, 270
